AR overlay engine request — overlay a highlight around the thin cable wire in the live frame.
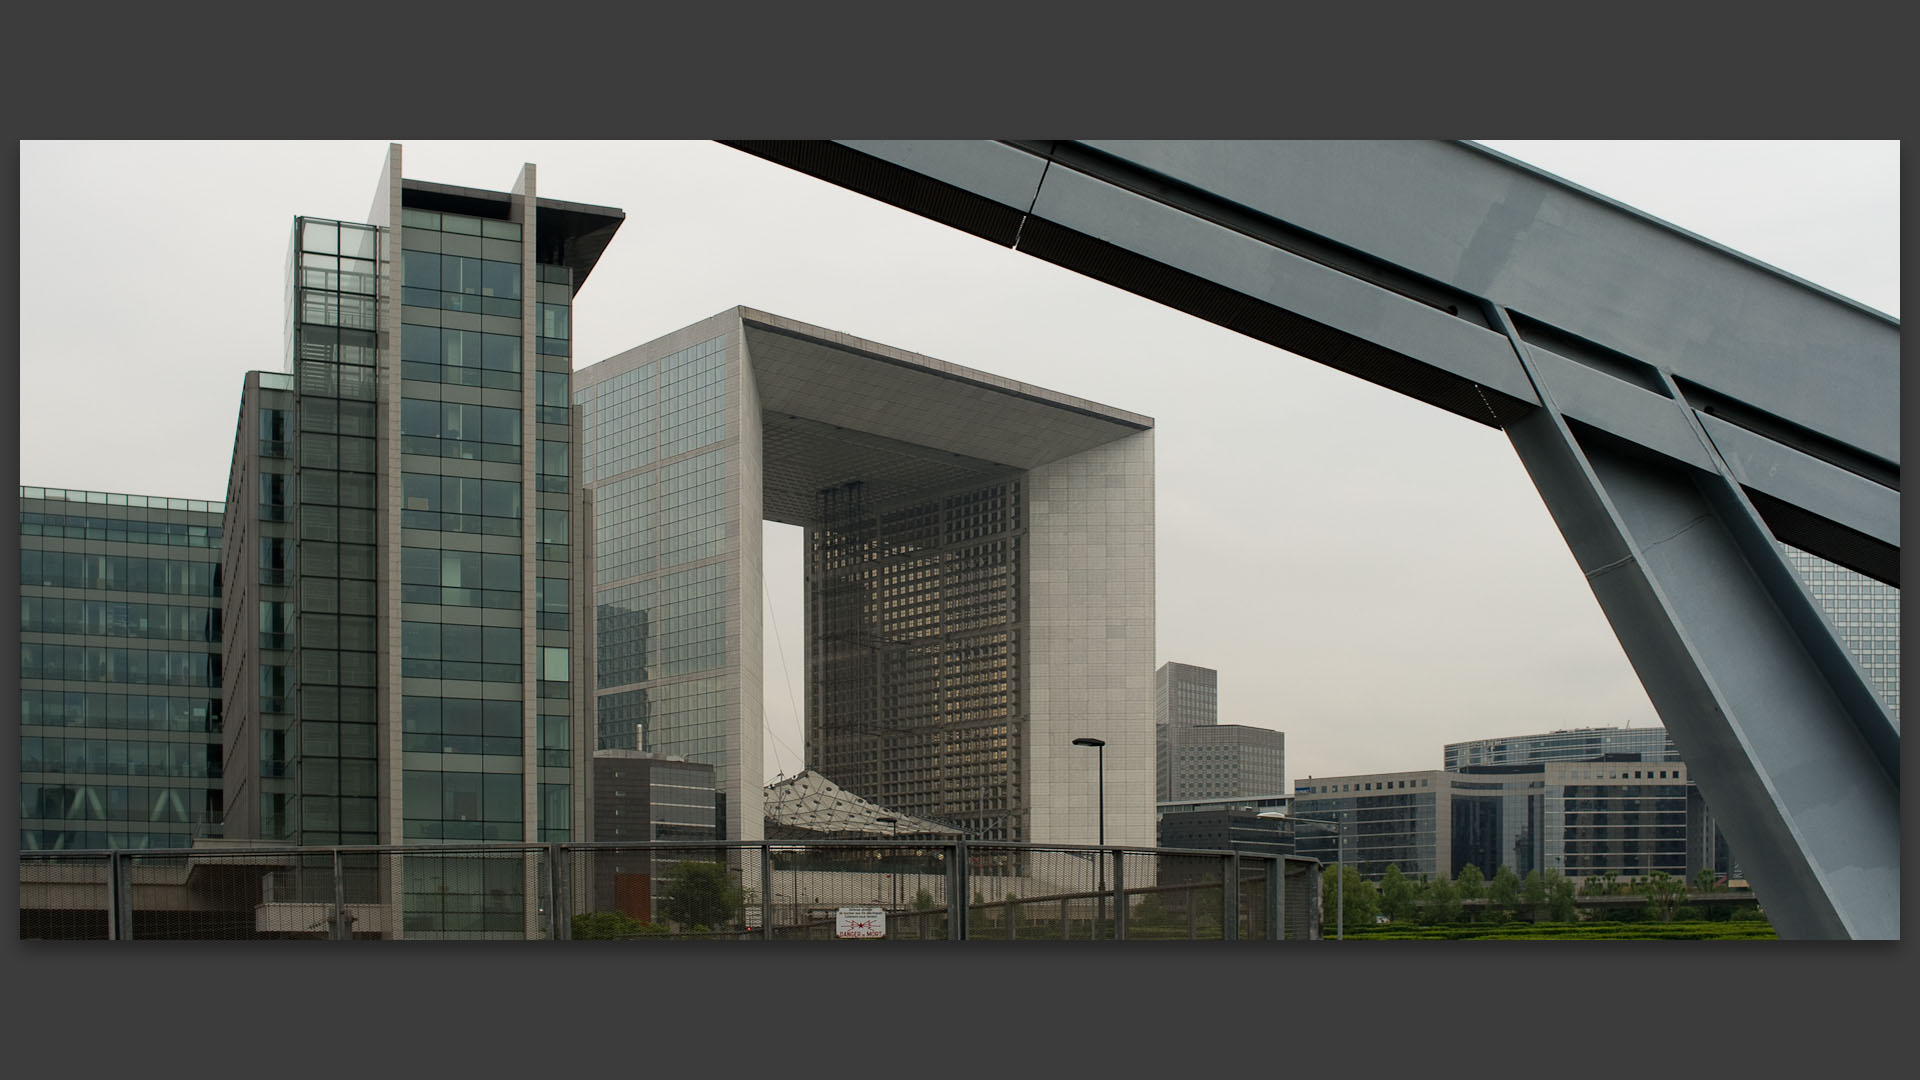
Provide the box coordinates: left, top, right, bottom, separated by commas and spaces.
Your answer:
763, 569, 805, 780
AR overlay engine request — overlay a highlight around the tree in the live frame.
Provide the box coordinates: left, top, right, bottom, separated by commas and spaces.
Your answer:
1487, 865, 1521, 918
1320, 864, 1379, 933
1521, 868, 1548, 920
1545, 869, 1577, 922
1420, 874, 1461, 925
660, 860, 743, 930
1454, 864, 1484, 921
1693, 867, 1719, 895
1378, 864, 1417, 923
1580, 869, 1620, 898
1640, 870, 1688, 922
912, 887, 936, 912
572, 911, 668, 939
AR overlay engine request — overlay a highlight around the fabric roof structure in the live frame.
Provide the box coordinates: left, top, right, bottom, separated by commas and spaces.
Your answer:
762, 770, 962, 839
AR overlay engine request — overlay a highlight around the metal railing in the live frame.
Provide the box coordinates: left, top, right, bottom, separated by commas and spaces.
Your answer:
19, 841, 1324, 942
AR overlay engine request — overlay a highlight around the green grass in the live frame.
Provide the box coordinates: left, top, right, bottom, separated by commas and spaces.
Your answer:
1337, 920, 1776, 941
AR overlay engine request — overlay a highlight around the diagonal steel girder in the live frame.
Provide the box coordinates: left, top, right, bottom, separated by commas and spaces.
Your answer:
721, 140, 1900, 939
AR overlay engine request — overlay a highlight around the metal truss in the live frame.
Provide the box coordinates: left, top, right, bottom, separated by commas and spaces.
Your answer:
723, 140, 1900, 939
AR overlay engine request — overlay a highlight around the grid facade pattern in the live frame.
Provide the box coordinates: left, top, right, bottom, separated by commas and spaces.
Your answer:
578, 337, 734, 753
808, 478, 1025, 840
1155, 662, 1218, 727
19, 488, 226, 850
575, 320, 751, 839
291, 216, 385, 847
1162, 724, 1286, 803
1782, 542, 1899, 720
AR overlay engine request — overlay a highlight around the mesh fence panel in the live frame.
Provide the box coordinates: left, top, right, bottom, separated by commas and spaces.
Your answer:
21, 842, 1324, 941
1284, 858, 1319, 939
1124, 851, 1229, 940
19, 853, 113, 939
1238, 858, 1270, 941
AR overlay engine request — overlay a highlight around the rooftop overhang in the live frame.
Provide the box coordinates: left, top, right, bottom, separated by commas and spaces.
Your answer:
399, 179, 624, 294
738, 309, 1152, 526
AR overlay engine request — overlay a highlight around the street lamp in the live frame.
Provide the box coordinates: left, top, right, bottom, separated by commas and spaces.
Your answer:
1261, 810, 1345, 940
1072, 738, 1107, 937
876, 815, 899, 910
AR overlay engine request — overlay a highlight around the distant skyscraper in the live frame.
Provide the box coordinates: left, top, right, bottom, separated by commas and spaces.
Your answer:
1155, 661, 1285, 802
19, 486, 227, 851
574, 308, 1157, 847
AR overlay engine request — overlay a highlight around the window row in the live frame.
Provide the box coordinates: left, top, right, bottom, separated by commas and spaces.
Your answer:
21, 597, 219, 643
21, 644, 219, 687
301, 218, 377, 259
300, 505, 378, 546
22, 786, 212, 827
402, 546, 522, 609
401, 621, 523, 683
261, 539, 378, 582
299, 469, 378, 509
20, 513, 220, 547
21, 550, 220, 596
401, 400, 524, 464
401, 208, 521, 241
297, 359, 379, 401
293, 577, 379, 616
294, 719, 378, 760
22, 691, 221, 733
401, 324, 523, 390
403, 251, 522, 298
402, 770, 526, 825
402, 474, 523, 520
296, 433, 378, 473
22, 830, 199, 852
299, 252, 377, 296
298, 290, 377, 331
21, 739, 223, 780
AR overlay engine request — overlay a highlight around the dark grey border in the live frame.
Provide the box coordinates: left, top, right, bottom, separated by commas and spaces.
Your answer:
5, 2, 1911, 1071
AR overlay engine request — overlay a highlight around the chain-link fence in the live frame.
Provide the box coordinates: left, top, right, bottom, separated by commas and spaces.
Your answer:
21, 842, 1324, 941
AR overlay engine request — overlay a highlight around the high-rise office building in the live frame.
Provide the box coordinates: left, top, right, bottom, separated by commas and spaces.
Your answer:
216, 145, 615, 893
574, 307, 1157, 847
19, 486, 227, 851
1154, 661, 1285, 803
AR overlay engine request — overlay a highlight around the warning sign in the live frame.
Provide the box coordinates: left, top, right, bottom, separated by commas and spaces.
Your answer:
835, 905, 887, 939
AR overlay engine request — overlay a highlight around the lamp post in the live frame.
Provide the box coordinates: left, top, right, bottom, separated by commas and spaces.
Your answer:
876, 815, 899, 910
1261, 810, 1345, 940
1072, 738, 1107, 937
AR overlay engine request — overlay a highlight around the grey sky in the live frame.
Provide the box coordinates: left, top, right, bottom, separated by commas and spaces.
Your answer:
16, 140, 1898, 786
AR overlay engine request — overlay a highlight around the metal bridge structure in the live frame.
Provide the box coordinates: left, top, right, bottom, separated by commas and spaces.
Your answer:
722, 140, 1900, 940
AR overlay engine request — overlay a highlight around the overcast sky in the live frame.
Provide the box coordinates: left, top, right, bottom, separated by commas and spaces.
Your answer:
17, 140, 1898, 786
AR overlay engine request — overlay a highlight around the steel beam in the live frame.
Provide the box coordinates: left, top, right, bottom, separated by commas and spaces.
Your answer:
723, 139, 1900, 938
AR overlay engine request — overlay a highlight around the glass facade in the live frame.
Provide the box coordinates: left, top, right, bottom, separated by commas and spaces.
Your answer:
808, 477, 1025, 840
577, 335, 735, 782
287, 217, 384, 847
1443, 727, 1680, 771
19, 488, 226, 850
